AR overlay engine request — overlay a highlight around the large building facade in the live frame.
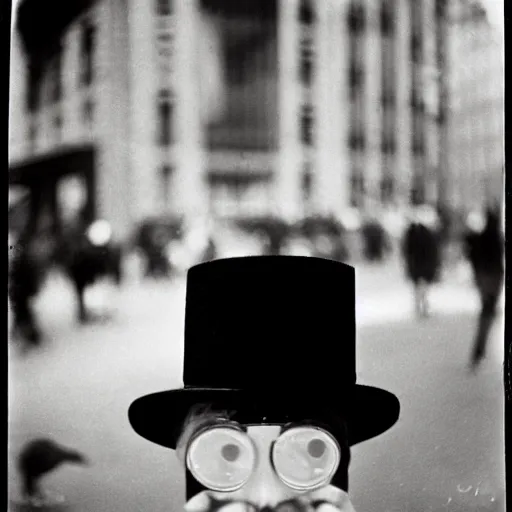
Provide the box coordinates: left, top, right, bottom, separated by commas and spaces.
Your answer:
446, 0, 504, 211
9, 0, 502, 242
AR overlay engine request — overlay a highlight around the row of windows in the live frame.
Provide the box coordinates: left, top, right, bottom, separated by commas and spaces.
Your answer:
158, 168, 401, 210
348, 132, 399, 154
155, 94, 422, 155
349, 173, 397, 206
346, 1, 396, 35
26, 22, 95, 112
158, 168, 425, 211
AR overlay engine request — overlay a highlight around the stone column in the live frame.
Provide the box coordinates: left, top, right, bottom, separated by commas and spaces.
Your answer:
61, 25, 82, 144
395, 0, 412, 209
276, 0, 303, 221
362, 0, 382, 210
173, 0, 208, 220
312, 0, 350, 217
95, 0, 132, 240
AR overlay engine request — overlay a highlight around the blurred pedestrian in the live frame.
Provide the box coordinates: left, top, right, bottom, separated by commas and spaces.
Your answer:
201, 236, 218, 263
401, 205, 442, 319
463, 207, 504, 370
129, 257, 400, 512
361, 217, 389, 263
60, 212, 122, 324
146, 225, 172, 278
8, 234, 44, 350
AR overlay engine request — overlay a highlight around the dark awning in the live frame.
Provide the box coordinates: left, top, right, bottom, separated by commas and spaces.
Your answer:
16, 0, 96, 58
200, 0, 277, 19
207, 171, 272, 187
9, 146, 95, 186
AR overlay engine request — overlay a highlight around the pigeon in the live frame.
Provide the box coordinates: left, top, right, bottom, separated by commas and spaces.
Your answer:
17, 438, 88, 500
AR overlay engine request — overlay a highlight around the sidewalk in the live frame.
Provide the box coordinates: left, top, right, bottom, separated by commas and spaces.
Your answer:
352, 253, 486, 324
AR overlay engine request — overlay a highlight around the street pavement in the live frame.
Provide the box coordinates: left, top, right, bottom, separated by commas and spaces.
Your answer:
8, 258, 505, 512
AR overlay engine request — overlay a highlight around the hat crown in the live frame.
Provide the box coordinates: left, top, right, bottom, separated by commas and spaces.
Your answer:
183, 257, 356, 394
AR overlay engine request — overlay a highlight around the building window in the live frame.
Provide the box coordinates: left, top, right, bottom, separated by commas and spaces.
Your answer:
302, 164, 312, 200
381, 89, 396, 107
347, 2, 365, 33
300, 105, 314, 146
157, 90, 173, 146
156, 0, 172, 15
380, 176, 394, 202
410, 89, 424, 111
48, 50, 63, 103
381, 136, 396, 154
54, 114, 63, 139
410, 32, 422, 63
27, 66, 41, 112
161, 165, 172, 206
380, 0, 395, 35
435, 0, 446, 21
349, 61, 364, 98
410, 182, 425, 205
83, 98, 94, 123
29, 123, 37, 151
350, 171, 365, 207
299, 44, 314, 86
348, 129, 366, 151
412, 137, 425, 155
299, 0, 315, 25
80, 22, 95, 86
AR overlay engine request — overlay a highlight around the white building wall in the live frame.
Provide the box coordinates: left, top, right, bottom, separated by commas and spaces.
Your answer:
329, 0, 351, 214
312, 0, 350, 217
363, 0, 382, 209
448, 7, 504, 212
61, 24, 87, 145
173, 0, 208, 218
8, 28, 28, 164
94, 0, 132, 238
394, 0, 411, 205
276, 0, 303, 220
127, 0, 161, 221
422, 0, 439, 204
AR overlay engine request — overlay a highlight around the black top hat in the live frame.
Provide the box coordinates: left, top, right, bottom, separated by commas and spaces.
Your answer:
129, 256, 400, 449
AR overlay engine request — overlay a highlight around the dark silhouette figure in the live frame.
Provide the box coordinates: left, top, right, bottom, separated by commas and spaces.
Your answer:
201, 237, 218, 263
60, 216, 122, 324
361, 219, 389, 262
8, 237, 44, 349
144, 225, 172, 278
464, 209, 504, 369
402, 214, 442, 318
18, 439, 88, 501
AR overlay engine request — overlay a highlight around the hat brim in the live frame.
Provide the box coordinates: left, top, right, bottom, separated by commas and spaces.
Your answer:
128, 385, 400, 449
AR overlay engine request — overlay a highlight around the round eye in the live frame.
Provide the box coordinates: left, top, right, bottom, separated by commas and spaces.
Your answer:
307, 439, 326, 458
221, 443, 240, 462
272, 427, 340, 491
186, 426, 256, 492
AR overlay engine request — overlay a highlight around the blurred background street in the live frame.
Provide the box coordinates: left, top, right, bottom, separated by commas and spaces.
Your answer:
8, 0, 504, 510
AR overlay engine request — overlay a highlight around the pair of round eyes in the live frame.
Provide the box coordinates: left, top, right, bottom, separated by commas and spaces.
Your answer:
186, 426, 340, 492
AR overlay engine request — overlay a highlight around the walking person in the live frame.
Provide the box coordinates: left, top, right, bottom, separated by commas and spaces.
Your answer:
463, 207, 504, 370
8, 234, 44, 351
401, 204, 442, 319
